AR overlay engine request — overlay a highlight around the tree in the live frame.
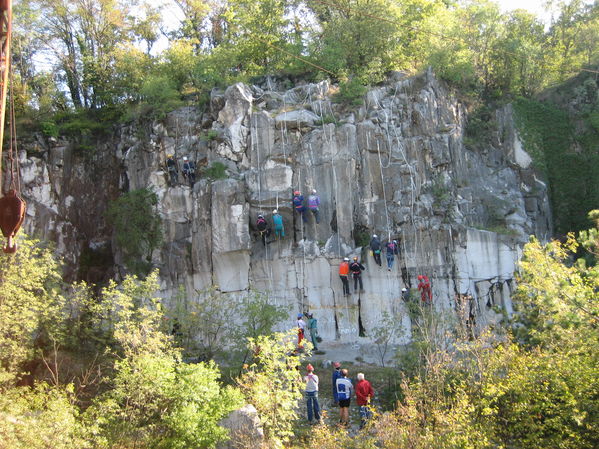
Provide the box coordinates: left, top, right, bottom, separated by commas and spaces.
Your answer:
309, 0, 405, 82
0, 237, 64, 386
106, 188, 162, 275
236, 331, 307, 447
35, 0, 160, 108
85, 272, 243, 448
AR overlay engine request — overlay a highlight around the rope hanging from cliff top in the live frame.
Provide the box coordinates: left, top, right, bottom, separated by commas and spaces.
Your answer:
375, 140, 392, 243
252, 115, 263, 214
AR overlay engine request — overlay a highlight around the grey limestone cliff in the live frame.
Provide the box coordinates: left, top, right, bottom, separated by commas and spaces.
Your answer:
16, 69, 551, 347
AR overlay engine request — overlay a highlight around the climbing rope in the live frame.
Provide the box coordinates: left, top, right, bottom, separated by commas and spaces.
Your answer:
375, 140, 391, 243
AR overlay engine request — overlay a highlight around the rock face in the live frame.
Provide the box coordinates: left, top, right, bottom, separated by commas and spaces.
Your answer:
218, 404, 264, 449
16, 70, 551, 344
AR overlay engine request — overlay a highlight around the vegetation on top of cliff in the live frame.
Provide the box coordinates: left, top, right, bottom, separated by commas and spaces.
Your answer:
12, 0, 599, 125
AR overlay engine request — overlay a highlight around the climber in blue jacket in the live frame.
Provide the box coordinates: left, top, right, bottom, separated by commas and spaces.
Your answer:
293, 191, 307, 223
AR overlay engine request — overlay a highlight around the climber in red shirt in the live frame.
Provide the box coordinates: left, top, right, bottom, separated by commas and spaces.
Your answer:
417, 275, 432, 303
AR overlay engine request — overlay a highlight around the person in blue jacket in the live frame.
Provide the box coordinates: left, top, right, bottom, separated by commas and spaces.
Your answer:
331, 362, 342, 405
385, 239, 399, 271
293, 191, 307, 223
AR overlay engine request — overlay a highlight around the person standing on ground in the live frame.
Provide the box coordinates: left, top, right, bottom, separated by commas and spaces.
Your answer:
349, 256, 366, 292
293, 191, 307, 223
370, 234, 382, 267
307, 313, 319, 351
385, 239, 399, 271
336, 368, 353, 426
307, 189, 320, 224
331, 362, 342, 406
339, 257, 350, 296
356, 372, 375, 429
272, 209, 284, 239
304, 364, 321, 424
297, 313, 306, 348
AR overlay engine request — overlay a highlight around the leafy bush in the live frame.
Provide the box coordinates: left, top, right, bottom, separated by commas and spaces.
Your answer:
139, 75, 184, 120
0, 237, 64, 386
40, 121, 59, 138
0, 384, 84, 449
314, 114, 336, 126
202, 161, 228, 181
333, 78, 367, 106
85, 272, 243, 449
237, 331, 307, 447
105, 188, 162, 275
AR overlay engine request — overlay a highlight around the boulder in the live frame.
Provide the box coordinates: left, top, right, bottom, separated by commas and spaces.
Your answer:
217, 404, 264, 449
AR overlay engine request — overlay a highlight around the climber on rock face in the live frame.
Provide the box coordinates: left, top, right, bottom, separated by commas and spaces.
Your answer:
297, 313, 306, 348
166, 154, 178, 186
293, 191, 307, 223
307, 313, 320, 351
182, 156, 196, 188
349, 256, 366, 292
418, 275, 432, 304
272, 209, 284, 239
339, 257, 350, 296
256, 214, 270, 246
307, 189, 320, 224
385, 239, 399, 271
370, 234, 382, 267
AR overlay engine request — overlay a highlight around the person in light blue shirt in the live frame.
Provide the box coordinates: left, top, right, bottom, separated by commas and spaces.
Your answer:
272, 209, 284, 239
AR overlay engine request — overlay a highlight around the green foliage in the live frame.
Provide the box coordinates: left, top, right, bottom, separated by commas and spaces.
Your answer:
88, 355, 242, 449
166, 288, 287, 364
86, 272, 243, 448
0, 383, 84, 449
588, 111, 599, 132
106, 188, 162, 275
314, 114, 336, 126
202, 161, 228, 181
139, 75, 184, 120
464, 104, 498, 150
0, 237, 64, 386
40, 121, 59, 138
200, 129, 219, 141
579, 209, 599, 259
353, 224, 371, 248
333, 78, 367, 106
237, 331, 307, 446
512, 234, 598, 347
514, 97, 599, 234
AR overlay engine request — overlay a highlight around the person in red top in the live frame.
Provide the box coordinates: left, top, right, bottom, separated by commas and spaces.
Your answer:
355, 372, 374, 429
339, 257, 350, 296
417, 275, 432, 304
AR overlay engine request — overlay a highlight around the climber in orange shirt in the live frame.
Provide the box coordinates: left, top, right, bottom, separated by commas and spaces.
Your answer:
339, 257, 350, 296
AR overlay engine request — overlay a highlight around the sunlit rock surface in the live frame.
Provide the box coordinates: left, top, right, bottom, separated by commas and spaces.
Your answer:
17, 70, 551, 343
